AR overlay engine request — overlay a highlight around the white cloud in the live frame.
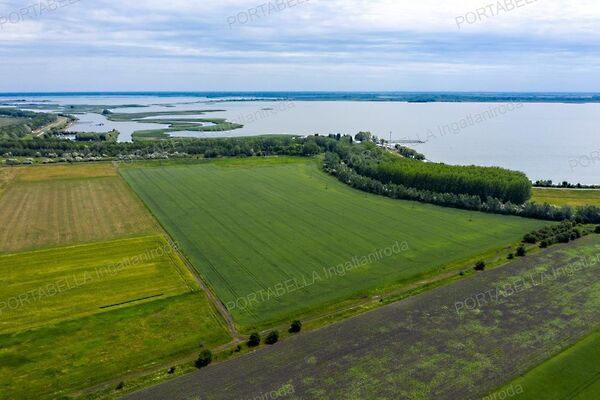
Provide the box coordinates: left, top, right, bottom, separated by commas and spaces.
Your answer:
0, 0, 599, 90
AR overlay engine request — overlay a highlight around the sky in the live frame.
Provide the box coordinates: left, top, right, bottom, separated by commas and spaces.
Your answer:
1, 0, 600, 92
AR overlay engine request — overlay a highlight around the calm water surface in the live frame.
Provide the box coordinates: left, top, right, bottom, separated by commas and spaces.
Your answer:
3, 95, 599, 184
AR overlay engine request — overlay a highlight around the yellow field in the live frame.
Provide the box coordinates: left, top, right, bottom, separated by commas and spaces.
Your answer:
0, 168, 18, 196
532, 188, 600, 207
0, 175, 157, 253
14, 163, 118, 182
0, 235, 197, 333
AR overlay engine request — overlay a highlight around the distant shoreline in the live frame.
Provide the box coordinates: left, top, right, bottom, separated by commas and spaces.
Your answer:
2, 92, 600, 104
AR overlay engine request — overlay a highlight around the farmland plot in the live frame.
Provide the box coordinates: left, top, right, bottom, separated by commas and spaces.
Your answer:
123, 235, 600, 400
0, 175, 156, 252
0, 235, 230, 400
122, 158, 548, 330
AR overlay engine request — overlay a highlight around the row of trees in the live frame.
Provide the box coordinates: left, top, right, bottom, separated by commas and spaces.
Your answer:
323, 153, 600, 224
4, 132, 599, 223
339, 142, 531, 204
0, 135, 307, 158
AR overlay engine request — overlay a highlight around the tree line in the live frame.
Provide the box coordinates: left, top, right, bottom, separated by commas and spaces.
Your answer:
323, 152, 600, 224
0, 109, 59, 140
3, 133, 599, 223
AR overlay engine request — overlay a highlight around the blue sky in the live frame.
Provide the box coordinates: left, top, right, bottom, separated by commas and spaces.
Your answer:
0, 0, 599, 92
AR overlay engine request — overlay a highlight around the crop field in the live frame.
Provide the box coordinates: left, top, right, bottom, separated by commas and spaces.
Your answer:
496, 330, 599, 400
122, 157, 548, 330
0, 173, 157, 253
532, 188, 600, 207
0, 235, 231, 400
124, 235, 600, 400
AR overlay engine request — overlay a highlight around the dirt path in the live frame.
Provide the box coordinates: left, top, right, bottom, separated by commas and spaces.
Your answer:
33, 116, 71, 137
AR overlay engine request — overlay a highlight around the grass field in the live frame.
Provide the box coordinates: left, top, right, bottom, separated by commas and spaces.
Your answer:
0, 293, 230, 400
0, 235, 231, 400
0, 235, 196, 333
122, 157, 548, 330
122, 235, 600, 400
0, 172, 157, 253
532, 188, 600, 207
493, 330, 600, 400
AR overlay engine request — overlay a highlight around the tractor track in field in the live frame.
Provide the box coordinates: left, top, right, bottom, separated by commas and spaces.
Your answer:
167, 235, 241, 340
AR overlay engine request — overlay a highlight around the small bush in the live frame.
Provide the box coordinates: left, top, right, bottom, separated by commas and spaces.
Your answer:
234, 345, 241, 352
265, 331, 279, 345
595, 225, 600, 234
516, 246, 526, 257
195, 350, 212, 369
116, 382, 125, 390
289, 320, 302, 334
507, 253, 515, 260
523, 233, 538, 244
557, 233, 571, 244
168, 367, 176, 374
539, 240, 549, 249
247, 332, 261, 347
474, 261, 486, 271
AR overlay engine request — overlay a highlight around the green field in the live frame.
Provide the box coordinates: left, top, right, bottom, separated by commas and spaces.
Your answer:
121, 157, 548, 330
493, 331, 600, 399
532, 188, 600, 207
0, 235, 230, 399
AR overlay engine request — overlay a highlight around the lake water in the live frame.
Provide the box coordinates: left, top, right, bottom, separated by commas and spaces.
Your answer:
2, 95, 599, 184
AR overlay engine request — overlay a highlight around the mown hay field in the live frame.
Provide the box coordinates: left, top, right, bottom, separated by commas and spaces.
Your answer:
122, 157, 548, 330
0, 170, 157, 253
13, 163, 118, 182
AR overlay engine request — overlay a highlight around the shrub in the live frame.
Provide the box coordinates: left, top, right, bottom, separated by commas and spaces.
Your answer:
247, 332, 261, 347
556, 233, 571, 244
195, 350, 212, 368
116, 382, 125, 390
507, 253, 515, 260
516, 246, 526, 257
168, 367, 176, 374
539, 240, 549, 249
595, 225, 600, 234
474, 261, 486, 271
289, 320, 302, 334
523, 233, 538, 244
265, 331, 280, 345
